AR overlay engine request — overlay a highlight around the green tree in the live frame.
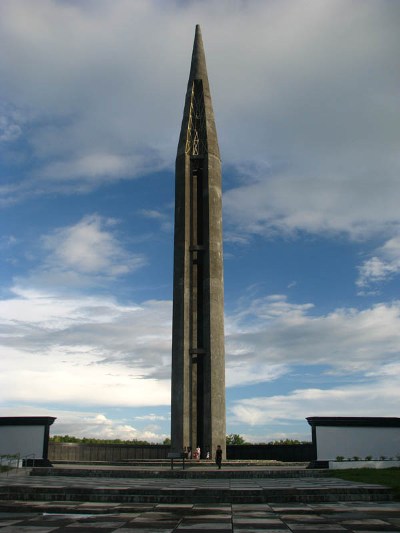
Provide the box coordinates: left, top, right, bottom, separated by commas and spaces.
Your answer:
163, 437, 171, 445
50, 435, 153, 445
267, 439, 311, 445
226, 433, 247, 445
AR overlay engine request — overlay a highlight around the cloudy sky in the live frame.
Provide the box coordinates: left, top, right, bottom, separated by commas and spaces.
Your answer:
1, 0, 400, 443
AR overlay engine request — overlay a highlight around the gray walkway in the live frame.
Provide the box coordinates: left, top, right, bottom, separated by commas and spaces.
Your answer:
0, 471, 392, 505
1, 502, 400, 531
0, 469, 399, 531
0, 471, 382, 489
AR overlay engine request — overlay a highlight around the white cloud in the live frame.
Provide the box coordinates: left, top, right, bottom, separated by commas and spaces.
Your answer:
2, 1, 400, 441
139, 209, 173, 233
50, 411, 168, 442
240, 431, 311, 444
0, 118, 21, 142
37, 152, 166, 192
357, 236, 400, 289
226, 361, 288, 389
0, 288, 172, 407
16, 214, 147, 289
218, 1, 400, 240
3, 288, 400, 408
135, 414, 169, 422
2, 284, 400, 438
0, 0, 184, 196
230, 372, 400, 427
0, 0, 398, 244
43, 214, 141, 275
0, 346, 170, 408
226, 295, 400, 432
0, 407, 168, 442
226, 295, 400, 377
223, 167, 400, 241
0, 235, 18, 249
42, 154, 134, 181
0, 101, 25, 142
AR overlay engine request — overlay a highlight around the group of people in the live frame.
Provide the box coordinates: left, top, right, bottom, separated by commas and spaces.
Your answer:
183, 444, 223, 469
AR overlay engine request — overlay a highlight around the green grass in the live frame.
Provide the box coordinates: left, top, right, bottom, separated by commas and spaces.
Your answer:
328, 468, 400, 501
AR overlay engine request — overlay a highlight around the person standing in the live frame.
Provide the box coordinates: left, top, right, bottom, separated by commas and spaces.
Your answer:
215, 444, 222, 469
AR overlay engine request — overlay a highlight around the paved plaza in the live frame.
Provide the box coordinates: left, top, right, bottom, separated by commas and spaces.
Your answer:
1, 501, 400, 531
0, 469, 392, 505
0, 471, 385, 490
0, 468, 400, 531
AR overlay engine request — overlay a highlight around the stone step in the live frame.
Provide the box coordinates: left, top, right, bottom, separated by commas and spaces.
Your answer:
32, 467, 325, 479
51, 460, 310, 468
0, 484, 392, 504
0, 472, 393, 505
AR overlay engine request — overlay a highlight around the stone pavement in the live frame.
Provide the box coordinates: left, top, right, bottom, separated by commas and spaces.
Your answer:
0, 471, 392, 504
1, 501, 400, 531
0, 467, 398, 530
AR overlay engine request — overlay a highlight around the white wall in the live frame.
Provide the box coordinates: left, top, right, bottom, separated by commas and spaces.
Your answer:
316, 426, 400, 461
0, 426, 45, 458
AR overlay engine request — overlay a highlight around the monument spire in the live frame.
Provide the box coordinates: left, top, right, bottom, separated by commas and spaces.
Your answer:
189, 24, 208, 85
171, 25, 226, 459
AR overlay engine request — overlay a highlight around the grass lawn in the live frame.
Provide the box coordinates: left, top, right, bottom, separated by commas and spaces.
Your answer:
328, 468, 400, 501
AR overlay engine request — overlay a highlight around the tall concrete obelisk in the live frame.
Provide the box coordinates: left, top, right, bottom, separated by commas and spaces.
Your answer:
171, 25, 226, 458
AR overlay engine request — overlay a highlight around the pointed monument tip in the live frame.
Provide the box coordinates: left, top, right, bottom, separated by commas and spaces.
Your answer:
190, 24, 207, 82
177, 22, 220, 158
194, 24, 203, 47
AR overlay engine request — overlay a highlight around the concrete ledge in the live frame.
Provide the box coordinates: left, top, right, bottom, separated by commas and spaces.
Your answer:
0, 470, 393, 504
329, 460, 400, 469
31, 466, 325, 479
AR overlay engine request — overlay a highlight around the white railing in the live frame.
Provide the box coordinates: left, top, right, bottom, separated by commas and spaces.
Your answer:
0, 453, 36, 475
0, 453, 21, 476
22, 453, 36, 474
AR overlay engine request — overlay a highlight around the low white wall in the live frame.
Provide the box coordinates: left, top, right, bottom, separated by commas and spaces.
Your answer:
0, 426, 45, 458
329, 460, 400, 469
316, 426, 400, 461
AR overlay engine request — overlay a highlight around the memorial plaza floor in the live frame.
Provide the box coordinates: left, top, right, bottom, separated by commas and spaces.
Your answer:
0, 465, 399, 532
1, 502, 400, 532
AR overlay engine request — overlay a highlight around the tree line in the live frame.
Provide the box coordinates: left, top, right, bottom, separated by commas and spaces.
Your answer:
225, 434, 310, 445
50, 434, 310, 446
